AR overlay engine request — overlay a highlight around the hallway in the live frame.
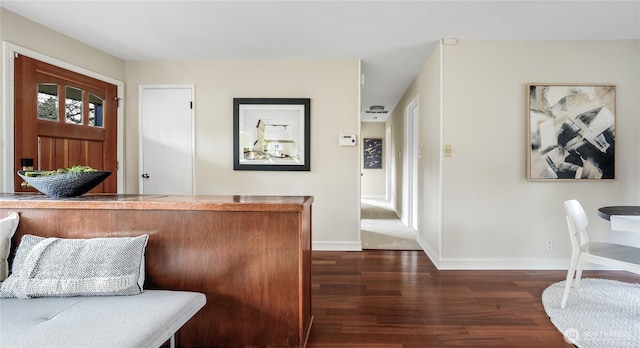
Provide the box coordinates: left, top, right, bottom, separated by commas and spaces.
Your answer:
360, 198, 421, 250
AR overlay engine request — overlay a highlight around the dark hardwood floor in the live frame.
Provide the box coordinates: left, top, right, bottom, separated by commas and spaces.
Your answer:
308, 250, 639, 347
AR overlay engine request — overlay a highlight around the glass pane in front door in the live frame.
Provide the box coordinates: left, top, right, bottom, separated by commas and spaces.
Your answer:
37, 83, 59, 121
89, 93, 104, 127
65, 86, 83, 125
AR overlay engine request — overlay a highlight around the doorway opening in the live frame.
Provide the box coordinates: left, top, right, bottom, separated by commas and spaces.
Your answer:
359, 103, 420, 250
360, 196, 421, 250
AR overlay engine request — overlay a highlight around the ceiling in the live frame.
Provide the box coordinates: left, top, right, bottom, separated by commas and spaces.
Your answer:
2, 1, 639, 122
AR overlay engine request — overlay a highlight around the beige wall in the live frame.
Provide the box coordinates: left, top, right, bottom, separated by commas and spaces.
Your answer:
1, 10, 362, 250
360, 122, 385, 198
390, 39, 640, 269
4, 8, 638, 262
125, 60, 362, 250
0, 9, 125, 81
389, 98, 406, 216
418, 43, 443, 261
442, 40, 639, 268
388, 42, 443, 261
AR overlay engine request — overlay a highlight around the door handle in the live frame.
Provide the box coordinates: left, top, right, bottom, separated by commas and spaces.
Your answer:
141, 173, 150, 179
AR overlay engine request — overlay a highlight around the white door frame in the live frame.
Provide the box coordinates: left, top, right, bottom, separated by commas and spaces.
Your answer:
385, 123, 392, 202
1, 42, 125, 192
138, 85, 195, 195
405, 96, 419, 230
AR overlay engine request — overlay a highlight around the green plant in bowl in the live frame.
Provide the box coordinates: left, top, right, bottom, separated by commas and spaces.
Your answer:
18, 165, 111, 198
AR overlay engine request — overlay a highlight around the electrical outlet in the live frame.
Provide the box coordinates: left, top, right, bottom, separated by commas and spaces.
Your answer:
545, 240, 553, 252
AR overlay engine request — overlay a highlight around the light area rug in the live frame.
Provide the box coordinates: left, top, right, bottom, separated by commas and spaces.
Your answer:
542, 278, 640, 348
361, 220, 421, 250
361, 198, 421, 250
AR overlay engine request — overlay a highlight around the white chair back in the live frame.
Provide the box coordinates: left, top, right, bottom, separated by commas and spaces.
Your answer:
564, 199, 590, 247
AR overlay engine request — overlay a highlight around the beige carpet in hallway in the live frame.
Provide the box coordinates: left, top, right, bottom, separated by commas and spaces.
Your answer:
360, 198, 422, 250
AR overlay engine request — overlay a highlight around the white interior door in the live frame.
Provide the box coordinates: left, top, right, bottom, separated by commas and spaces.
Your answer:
405, 97, 419, 230
386, 124, 392, 202
410, 102, 419, 230
139, 86, 194, 195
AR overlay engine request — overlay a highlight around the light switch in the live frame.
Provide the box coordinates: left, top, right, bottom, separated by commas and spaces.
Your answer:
444, 145, 453, 157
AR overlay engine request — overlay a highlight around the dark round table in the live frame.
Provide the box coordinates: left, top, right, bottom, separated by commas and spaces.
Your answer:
597, 206, 640, 220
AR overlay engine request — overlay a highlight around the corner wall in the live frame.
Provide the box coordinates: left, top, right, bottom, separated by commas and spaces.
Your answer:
391, 40, 639, 269
388, 42, 443, 263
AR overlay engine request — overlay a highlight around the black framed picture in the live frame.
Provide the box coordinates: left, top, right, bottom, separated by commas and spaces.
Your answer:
233, 98, 311, 171
363, 138, 382, 169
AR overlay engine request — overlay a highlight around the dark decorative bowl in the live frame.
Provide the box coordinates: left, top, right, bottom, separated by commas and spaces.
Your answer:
18, 170, 111, 198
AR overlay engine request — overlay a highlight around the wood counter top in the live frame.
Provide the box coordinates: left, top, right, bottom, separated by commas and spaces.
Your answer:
0, 193, 313, 212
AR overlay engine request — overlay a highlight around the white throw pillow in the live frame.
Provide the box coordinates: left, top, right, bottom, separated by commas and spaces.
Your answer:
0, 212, 19, 281
1, 234, 148, 298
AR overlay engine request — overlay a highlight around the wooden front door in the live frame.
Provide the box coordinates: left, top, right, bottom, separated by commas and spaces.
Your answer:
13, 55, 118, 193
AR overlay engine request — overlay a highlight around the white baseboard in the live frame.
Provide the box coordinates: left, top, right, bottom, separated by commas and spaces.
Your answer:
313, 241, 629, 271
435, 258, 569, 270
416, 237, 440, 268
313, 241, 362, 251
396, 210, 407, 225
416, 235, 571, 270
360, 194, 386, 200
433, 259, 638, 271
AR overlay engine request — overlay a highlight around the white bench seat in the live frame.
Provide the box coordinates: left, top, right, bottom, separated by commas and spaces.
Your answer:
0, 290, 206, 348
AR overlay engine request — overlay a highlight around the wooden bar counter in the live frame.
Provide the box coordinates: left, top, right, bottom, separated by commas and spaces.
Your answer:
0, 193, 314, 348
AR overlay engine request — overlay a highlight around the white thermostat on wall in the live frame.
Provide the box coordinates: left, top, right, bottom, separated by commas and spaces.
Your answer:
339, 134, 357, 146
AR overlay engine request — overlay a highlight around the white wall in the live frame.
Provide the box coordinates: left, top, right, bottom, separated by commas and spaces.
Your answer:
360, 122, 385, 198
390, 40, 639, 269
125, 60, 362, 250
